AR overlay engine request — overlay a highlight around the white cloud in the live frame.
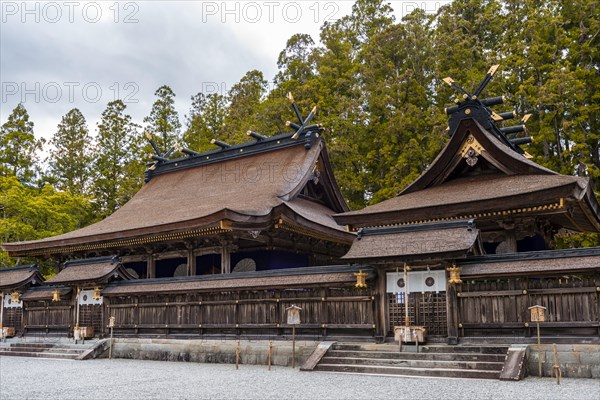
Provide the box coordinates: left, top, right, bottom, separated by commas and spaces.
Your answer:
1, 0, 449, 149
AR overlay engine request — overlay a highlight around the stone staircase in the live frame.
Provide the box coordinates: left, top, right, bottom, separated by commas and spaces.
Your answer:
0, 340, 103, 360
309, 343, 509, 379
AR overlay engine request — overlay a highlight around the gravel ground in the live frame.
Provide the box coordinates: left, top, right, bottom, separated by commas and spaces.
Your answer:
1, 357, 598, 400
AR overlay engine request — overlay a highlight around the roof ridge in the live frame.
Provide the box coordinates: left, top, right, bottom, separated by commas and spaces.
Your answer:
146, 130, 323, 181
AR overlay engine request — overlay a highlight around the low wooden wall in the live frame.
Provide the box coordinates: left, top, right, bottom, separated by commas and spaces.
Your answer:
23, 299, 73, 335
103, 286, 376, 338
457, 272, 600, 337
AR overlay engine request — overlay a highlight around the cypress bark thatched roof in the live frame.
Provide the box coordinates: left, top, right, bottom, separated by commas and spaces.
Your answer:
3, 135, 353, 256
0, 265, 44, 291
335, 119, 600, 232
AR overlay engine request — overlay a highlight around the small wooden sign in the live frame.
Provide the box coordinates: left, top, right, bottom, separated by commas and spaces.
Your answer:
286, 305, 302, 325
529, 305, 546, 322
108, 316, 116, 328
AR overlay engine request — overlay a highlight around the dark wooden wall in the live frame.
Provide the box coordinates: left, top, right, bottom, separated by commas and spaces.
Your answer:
104, 286, 375, 338
23, 299, 73, 334
457, 272, 600, 336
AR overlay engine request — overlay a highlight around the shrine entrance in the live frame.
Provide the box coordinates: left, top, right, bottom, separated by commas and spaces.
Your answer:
385, 269, 448, 338
387, 292, 448, 337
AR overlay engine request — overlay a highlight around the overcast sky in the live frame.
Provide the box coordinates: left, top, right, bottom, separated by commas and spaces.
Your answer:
1, 1, 449, 147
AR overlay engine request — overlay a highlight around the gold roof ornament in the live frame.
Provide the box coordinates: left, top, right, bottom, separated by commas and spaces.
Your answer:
10, 291, 20, 303
447, 263, 463, 284
93, 288, 102, 301
52, 289, 61, 302
354, 270, 368, 288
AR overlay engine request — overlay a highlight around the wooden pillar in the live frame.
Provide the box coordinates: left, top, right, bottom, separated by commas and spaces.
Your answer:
446, 281, 459, 345
147, 253, 156, 279
0, 291, 4, 331
221, 246, 230, 274
187, 248, 196, 276
375, 267, 388, 341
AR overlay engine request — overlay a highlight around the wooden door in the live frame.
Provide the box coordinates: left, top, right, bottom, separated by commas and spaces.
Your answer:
387, 292, 448, 337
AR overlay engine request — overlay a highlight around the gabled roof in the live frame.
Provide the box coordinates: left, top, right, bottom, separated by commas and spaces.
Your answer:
460, 247, 600, 277
20, 286, 72, 301
45, 256, 135, 286
3, 133, 353, 256
101, 264, 375, 295
342, 220, 483, 262
0, 264, 44, 291
335, 119, 600, 232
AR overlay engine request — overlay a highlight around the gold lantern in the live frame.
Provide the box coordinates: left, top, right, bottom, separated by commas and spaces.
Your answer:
52, 289, 61, 302
10, 291, 20, 303
93, 288, 102, 301
354, 270, 368, 288
447, 263, 463, 284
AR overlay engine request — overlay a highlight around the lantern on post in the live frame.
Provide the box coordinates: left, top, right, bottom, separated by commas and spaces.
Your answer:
52, 289, 61, 302
108, 316, 116, 359
92, 288, 102, 301
529, 305, 546, 322
447, 263, 463, 284
286, 305, 302, 369
354, 270, 368, 288
286, 305, 302, 325
529, 305, 547, 377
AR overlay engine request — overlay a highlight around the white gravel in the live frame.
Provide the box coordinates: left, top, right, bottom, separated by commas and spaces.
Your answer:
1, 356, 598, 400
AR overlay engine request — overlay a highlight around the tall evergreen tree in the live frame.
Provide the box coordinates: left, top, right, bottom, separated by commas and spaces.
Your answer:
47, 108, 92, 195
0, 103, 43, 184
182, 92, 227, 152
224, 70, 269, 143
92, 100, 143, 218
143, 85, 182, 152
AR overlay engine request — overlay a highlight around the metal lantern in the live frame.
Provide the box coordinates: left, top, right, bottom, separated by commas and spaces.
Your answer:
447, 263, 463, 284
10, 291, 20, 303
93, 288, 102, 301
354, 270, 368, 288
529, 305, 546, 322
52, 289, 61, 302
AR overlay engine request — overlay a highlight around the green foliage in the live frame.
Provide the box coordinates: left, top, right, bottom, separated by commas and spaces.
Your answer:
47, 108, 93, 195
223, 70, 271, 143
143, 85, 182, 152
2, 0, 600, 266
0, 103, 44, 185
91, 100, 144, 219
0, 176, 93, 272
182, 92, 227, 152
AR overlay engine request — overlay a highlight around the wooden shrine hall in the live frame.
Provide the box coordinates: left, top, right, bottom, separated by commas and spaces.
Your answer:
334, 67, 600, 343
1, 98, 376, 339
1, 71, 600, 344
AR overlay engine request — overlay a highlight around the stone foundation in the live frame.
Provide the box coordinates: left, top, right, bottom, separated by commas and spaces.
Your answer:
527, 344, 600, 378
105, 338, 317, 367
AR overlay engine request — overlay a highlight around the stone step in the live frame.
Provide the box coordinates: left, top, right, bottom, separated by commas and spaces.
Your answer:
314, 363, 501, 379
0, 350, 80, 360
9, 342, 92, 350
332, 343, 509, 354
1, 346, 85, 354
321, 356, 504, 371
326, 350, 505, 362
